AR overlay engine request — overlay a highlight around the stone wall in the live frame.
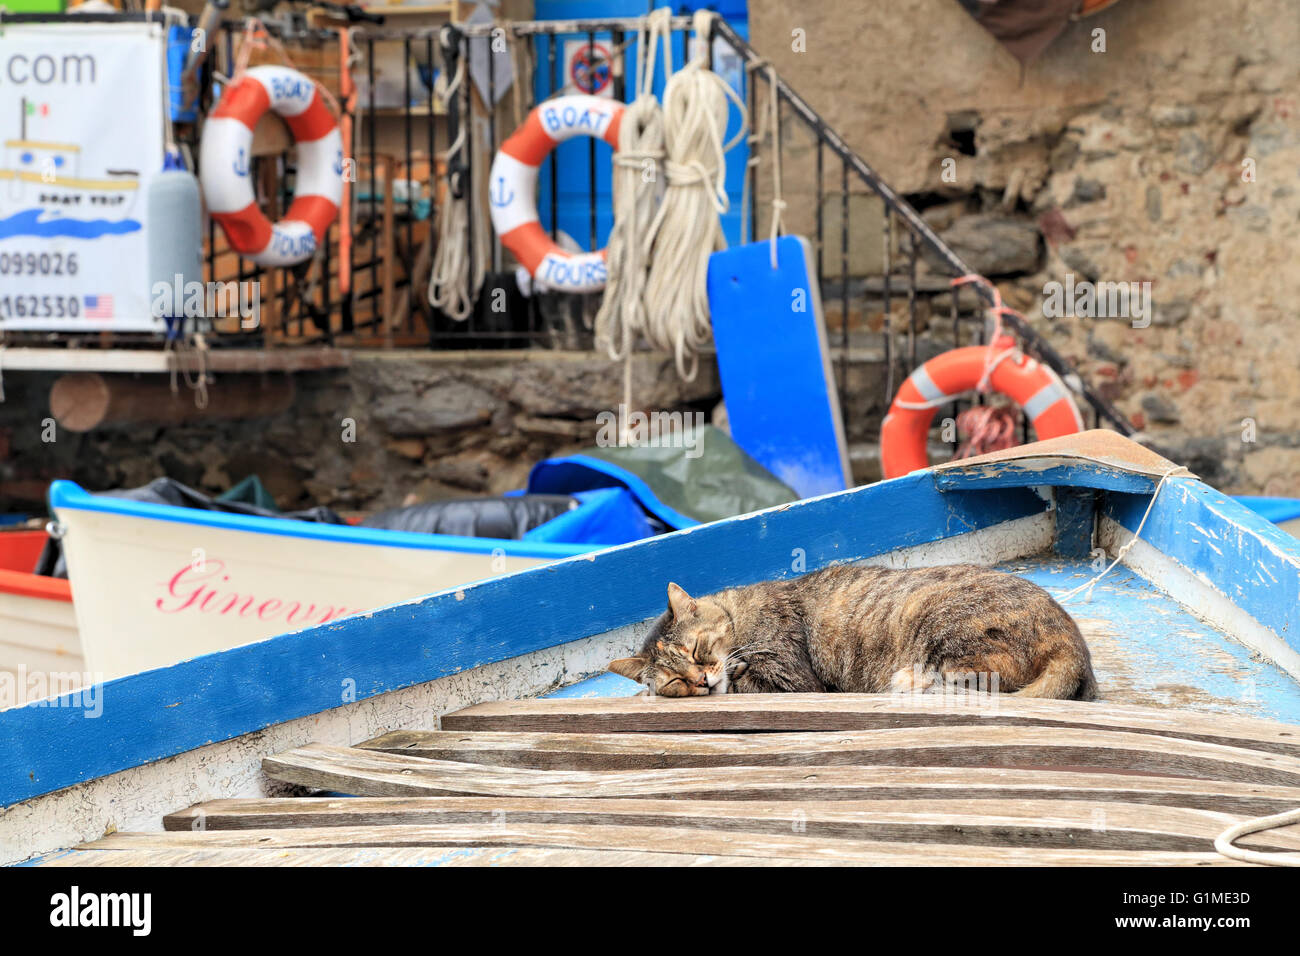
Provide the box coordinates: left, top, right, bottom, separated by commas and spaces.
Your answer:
749, 0, 1300, 494
0, 353, 720, 513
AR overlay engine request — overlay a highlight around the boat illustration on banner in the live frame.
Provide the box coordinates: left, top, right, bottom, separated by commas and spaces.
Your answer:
0, 98, 141, 240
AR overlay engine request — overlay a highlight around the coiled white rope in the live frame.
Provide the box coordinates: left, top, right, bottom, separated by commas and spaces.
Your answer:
1215, 807, 1300, 866
593, 8, 670, 365
429, 52, 485, 321
641, 9, 747, 381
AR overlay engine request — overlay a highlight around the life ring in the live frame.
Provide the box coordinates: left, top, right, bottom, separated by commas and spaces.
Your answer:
488, 95, 624, 294
200, 66, 343, 267
880, 336, 1084, 479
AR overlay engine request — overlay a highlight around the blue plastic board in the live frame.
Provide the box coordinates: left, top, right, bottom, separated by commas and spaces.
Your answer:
707, 236, 851, 497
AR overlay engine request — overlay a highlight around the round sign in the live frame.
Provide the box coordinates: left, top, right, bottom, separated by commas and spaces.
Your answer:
570, 42, 612, 96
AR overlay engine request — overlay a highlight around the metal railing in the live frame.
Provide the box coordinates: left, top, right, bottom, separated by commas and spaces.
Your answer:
0, 10, 1132, 446
425, 14, 1132, 440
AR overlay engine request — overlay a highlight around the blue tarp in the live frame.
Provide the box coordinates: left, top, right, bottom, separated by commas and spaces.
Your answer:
523, 487, 656, 545
527, 425, 798, 532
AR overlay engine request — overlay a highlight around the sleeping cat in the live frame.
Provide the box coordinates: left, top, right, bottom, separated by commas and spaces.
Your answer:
608, 565, 1097, 700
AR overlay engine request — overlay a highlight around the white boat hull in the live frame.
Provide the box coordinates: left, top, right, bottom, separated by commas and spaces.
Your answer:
0, 590, 83, 701
48, 476, 598, 682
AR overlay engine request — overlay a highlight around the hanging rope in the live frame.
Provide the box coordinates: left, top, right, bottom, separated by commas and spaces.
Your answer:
166, 332, 211, 410
229, 19, 343, 117
641, 8, 747, 381
428, 49, 485, 321
741, 60, 785, 269
951, 273, 1023, 391
593, 8, 669, 366
954, 405, 1019, 459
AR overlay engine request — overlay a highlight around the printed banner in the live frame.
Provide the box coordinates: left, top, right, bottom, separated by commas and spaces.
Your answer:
0, 23, 166, 331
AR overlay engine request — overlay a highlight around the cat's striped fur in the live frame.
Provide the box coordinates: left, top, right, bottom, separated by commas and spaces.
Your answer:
608, 564, 1097, 700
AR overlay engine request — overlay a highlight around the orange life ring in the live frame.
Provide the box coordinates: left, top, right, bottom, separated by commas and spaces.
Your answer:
880, 336, 1084, 479
488, 95, 624, 293
200, 66, 343, 267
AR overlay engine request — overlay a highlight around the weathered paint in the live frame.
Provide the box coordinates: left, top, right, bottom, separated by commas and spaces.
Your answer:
0, 474, 1046, 808
934, 462, 1158, 495
1105, 479, 1300, 657
1101, 516, 1300, 685
0, 622, 645, 866
543, 672, 641, 699
1053, 488, 1096, 559
1013, 558, 1300, 724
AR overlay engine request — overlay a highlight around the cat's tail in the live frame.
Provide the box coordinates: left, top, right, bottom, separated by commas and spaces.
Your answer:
1014, 645, 1098, 701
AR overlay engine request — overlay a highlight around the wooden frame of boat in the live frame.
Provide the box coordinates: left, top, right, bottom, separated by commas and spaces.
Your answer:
4, 431, 1300, 866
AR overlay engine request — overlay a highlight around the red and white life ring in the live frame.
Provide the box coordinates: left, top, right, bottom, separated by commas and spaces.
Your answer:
200, 66, 343, 268
488, 95, 624, 293
880, 336, 1084, 479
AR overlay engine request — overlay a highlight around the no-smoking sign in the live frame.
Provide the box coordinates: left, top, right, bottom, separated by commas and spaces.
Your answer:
564, 40, 613, 98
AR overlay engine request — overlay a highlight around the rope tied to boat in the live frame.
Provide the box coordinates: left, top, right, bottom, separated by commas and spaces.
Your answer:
1056, 463, 1192, 604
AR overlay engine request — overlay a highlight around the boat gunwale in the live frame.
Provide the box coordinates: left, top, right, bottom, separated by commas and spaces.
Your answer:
2, 470, 1047, 807
5, 445, 1299, 816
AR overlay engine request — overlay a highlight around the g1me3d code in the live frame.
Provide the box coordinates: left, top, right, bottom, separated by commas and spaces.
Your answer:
1124, 893, 1251, 907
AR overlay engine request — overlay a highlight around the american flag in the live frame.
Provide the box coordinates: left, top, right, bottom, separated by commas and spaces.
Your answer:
83, 295, 114, 320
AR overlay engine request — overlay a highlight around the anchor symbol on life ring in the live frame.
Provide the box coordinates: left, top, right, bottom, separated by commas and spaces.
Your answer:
233, 147, 249, 178
489, 176, 515, 207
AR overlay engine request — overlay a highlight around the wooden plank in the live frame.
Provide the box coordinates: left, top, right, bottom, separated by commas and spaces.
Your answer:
356, 726, 1300, 786
262, 745, 1300, 815
439, 694, 1300, 758
50, 373, 295, 431
0, 347, 350, 374
81, 826, 1249, 866
161, 796, 1300, 853
40, 846, 819, 867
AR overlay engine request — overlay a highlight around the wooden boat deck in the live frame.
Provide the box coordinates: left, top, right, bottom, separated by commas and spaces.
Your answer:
1007, 559, 1300, 724
37, 694, 1300, 867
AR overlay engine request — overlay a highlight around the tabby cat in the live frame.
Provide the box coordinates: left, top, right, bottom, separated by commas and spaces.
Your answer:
608, 564, 1097, 700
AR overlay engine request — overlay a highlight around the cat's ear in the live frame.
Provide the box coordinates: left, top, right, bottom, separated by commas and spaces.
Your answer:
608, 656, 647, 680
667, 582, 698, 620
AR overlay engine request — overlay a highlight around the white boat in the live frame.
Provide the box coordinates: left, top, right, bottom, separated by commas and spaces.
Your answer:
3, 432, 1299, 867
0, 528, 81, 704
47, 480, 599, 682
